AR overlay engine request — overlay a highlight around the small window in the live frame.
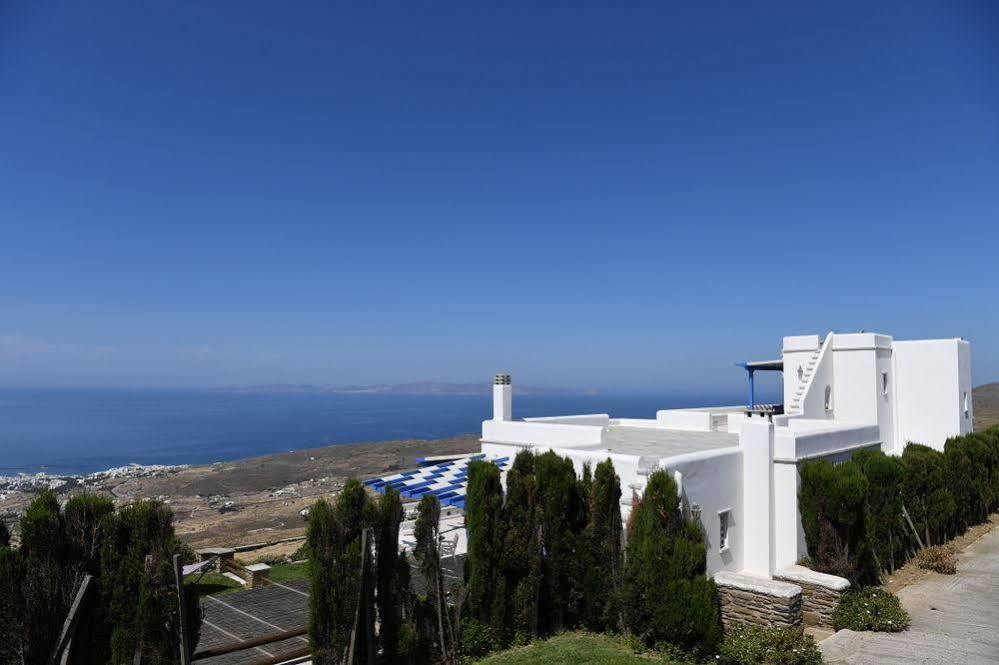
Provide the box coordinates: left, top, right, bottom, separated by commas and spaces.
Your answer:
824, 385, 833, 411
718, 510, 731, 552
882, 372, 889, 397
964, 392, 970, 419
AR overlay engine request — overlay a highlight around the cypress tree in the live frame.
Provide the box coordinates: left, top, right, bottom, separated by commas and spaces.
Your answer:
63, 493, 115, 664
499, 450, 542, 642
622, 470, 720, 654
414, 494, 456, 665
0, 545, 25, 664
0, 519, 9, 548
19, 491, 74, 665
375, 486, 406, 662
100, 500, 196, 665
307, 480, 371, 665
64, 493, 115, 575
581, 458, 623, 632
534, 451, 586, 633
901, 444, 955, 545
465, 460, 505, 631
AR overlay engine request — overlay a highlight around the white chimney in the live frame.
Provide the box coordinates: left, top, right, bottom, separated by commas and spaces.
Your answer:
493, 373, 512, 421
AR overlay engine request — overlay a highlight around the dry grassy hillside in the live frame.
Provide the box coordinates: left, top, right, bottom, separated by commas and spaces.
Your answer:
974, 382, 999, 431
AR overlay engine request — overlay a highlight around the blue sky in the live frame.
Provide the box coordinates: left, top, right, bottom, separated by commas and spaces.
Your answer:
1, 1, 997, 391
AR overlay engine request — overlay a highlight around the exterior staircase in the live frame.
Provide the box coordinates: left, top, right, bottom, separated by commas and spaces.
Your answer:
788, 345, 823, 412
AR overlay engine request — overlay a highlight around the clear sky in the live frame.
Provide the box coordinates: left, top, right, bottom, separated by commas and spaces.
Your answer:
1, 1, 997, 391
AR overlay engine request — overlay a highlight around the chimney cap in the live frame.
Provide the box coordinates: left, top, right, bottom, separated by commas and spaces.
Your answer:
494, 373, 511, 385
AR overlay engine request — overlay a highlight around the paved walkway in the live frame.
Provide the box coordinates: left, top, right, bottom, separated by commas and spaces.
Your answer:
820, 526, 999, 664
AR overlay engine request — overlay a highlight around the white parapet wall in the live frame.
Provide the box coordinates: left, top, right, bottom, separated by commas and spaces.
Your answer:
481, 419, 605, 448
523, 414, 610, 426
656, 406, 745, 432
661, 446, 744, 574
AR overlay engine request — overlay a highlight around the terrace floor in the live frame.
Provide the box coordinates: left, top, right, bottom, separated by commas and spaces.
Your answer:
602, 424, 739, 459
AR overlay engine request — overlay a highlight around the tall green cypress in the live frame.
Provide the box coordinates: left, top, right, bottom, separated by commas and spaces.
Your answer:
19, 491, 74, 665
465, 460, 505, 631
375, 486, 406, 662
581, 458, 623, 632
307, 479, 371, 665
499, 451, 542, 641
64, 493, 115, 574
0, 544, 24, 663
622, 470, 720, 655
534, 451, 586, 633
0, 519, 9, 548
414, 494, 456, 665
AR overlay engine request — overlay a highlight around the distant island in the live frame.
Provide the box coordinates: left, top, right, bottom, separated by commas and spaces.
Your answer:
214, 381, 597, 396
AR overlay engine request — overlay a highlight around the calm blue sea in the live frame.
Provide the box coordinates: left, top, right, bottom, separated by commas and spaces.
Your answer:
0, 389, 759, 475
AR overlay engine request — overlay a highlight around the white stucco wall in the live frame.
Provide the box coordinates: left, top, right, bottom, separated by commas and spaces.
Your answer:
782, 334, 821, 415
523, 414, 610, 426
893, 339, 972, 451
800, 335, 834, 419
481, 419, 605, 448
662, 446, 744, 575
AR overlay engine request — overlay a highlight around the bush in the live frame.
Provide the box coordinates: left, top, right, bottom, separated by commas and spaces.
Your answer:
460, 617, 499, 659
621, 470, 721, 655
916, 545, 957, 575
832, 587, 910, 632
718, 625, 822, 665
852, 449, 909, 575
798, 459, 875, 584
901, 444, 955, 546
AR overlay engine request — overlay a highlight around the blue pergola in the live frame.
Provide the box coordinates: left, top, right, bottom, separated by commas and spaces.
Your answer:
735, 359, 783, 409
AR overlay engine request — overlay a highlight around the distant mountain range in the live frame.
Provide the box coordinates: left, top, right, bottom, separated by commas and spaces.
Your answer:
215, 382, 596, 396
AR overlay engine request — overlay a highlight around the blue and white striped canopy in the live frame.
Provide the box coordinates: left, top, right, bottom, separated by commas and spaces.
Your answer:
363, 453, 510, 510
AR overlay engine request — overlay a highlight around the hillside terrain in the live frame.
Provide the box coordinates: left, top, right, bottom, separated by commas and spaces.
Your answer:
974, 382, 999, 431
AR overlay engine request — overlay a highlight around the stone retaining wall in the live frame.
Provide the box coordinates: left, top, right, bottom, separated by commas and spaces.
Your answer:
714, 572, 802, 628
775, 565, 850, 629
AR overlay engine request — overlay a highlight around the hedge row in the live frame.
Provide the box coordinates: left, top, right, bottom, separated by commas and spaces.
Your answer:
464, 453, 722, 658
800, 425, 999, 582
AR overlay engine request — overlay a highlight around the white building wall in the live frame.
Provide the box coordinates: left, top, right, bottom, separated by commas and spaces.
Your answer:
893, 339, 973, 451
829, 334, 891, 428
664, 447, 744, 574
799, 335, 834, 419
782, 335, 821, 413
739, 421, 774, 576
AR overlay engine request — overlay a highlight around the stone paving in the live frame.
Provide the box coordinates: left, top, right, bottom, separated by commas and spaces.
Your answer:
820, 526, 999, 664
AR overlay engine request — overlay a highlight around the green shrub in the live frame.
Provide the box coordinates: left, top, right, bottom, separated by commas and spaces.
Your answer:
901, 444, 955, 546
832, 587, 910, 632
798, 459, 875, 584
621, 470, 721, 655
460, 617, 499, 659
718, 625, 822, 665
916, 545, 957, 575
852, 449, 909, 575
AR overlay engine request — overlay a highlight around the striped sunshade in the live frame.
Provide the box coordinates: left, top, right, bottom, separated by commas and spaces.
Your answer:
362, 453, 511, 510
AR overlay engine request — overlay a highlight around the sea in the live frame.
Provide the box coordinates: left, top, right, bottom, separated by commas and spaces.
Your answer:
0, 388, 762, 475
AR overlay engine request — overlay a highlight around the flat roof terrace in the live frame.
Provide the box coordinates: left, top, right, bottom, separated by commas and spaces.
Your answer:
602, 422, 739, 459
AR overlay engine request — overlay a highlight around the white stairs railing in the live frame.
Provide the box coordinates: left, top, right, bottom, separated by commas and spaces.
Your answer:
788, 344, 823, 412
